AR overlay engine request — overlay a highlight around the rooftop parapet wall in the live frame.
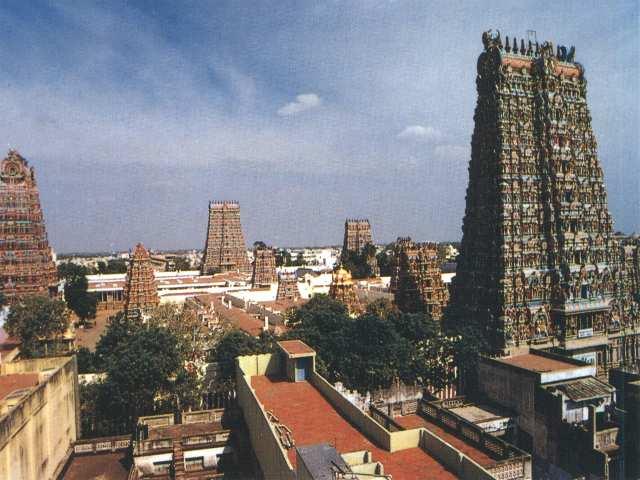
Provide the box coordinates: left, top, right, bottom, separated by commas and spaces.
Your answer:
0, 355, 79, 480
235, 353, 294, 480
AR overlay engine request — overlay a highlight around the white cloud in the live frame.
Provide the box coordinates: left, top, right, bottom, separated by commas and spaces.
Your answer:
277, 93, 322, 116
397, 125, 442, 141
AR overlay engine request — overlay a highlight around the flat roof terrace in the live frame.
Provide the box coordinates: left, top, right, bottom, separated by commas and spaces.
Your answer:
251, 375, 457, 480
394, 414, 498, 469
0, 373, 39, 401
496, 353, 579, 373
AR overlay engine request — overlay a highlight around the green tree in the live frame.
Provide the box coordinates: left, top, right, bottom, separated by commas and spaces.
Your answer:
94, 313, 142, 370
76, 346, 97, 374
172, 256, 192, 271
275, 249, 292, 267
97, 259, 128, 274
100, 326, 182, 432
59, 262, 98, 324
4, 295, 70, 358
341, 313, 411, 393
376, 244, 394, 277
341, 244, 377, 279
283, 295, 352, 380
207, 330, 275, 391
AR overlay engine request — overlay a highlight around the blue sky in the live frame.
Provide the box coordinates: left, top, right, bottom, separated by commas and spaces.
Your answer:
0, 1, 638, 252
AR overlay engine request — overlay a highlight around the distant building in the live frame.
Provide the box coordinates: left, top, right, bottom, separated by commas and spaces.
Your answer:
477, 349, 623, 479
0, 356, 79, 479
123, 243, 159, 319
0, 150, 58, 299
131, 409, 244, 478
87, 270, 250, 310
201, 201, 250, 274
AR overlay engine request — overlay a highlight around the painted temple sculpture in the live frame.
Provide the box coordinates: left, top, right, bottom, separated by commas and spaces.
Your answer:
449, 31, 640, 377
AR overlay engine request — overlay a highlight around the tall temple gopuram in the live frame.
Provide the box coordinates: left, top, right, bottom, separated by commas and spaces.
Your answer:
0, 150, 58, 299
201, 201, 250, 275
392, 237, 449, 320
123, 243, 159, 319
450, 32, 640, 376
341, 218, 379, 276
251, 244, 277, 288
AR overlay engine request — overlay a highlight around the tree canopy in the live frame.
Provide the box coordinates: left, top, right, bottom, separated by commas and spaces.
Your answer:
58, 262, 97, 323
341, 243, 377, 279
282, 296, 455, 394
4, 295, 70, 358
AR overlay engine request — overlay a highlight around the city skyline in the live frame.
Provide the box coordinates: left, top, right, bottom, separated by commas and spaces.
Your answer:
1, 1, 638, 253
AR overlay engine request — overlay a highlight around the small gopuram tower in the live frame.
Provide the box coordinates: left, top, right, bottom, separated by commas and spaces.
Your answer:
449, 31, 639, 370
393, 238, 449, 320
276, 273, 300, 302
341, 218, 379, 276
252, 243, 277, 288
201, 201, 250, 275
389, 237, 415, 294
123, 243, 159, 319
329, 267, 363, 316
0, 150, 58, 299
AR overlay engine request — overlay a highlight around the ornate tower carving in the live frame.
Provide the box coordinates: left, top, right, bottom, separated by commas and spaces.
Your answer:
0, 150, 58, 299
393, 238, 449, 320
450, 32, 639, 375
123, 243, 159, 318
201, 201, 250, 274
252, 245, 277, 288
341, 218, 379, 276
329, 267, 363, 316
276, 273, 300, 302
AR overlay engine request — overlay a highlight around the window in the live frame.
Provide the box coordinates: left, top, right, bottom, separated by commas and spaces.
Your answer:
153, 461, 171, 475
185, 457, 204, 472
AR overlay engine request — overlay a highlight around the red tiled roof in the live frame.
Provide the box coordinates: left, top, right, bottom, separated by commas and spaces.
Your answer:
395, 415, 498, 468
278, 340, 315, 356
215, 300, 265, 337
62, 451, 129, 480
0, 373, 39, 401
251, 376, 456, 480
497, 353, 578, 373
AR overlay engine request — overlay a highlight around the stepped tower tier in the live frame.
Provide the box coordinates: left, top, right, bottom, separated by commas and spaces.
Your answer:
0, 150, 58, 299
252, 245, 277, 288
201, 201, 250, 274
449, 31, 639, 376
123, 243, 159, 319
393, 238, 449, 320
